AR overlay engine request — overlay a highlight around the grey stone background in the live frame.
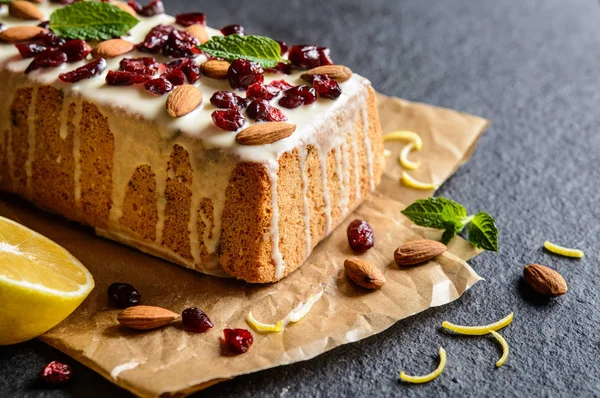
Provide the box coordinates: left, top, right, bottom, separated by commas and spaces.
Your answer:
1, 0, 600, 396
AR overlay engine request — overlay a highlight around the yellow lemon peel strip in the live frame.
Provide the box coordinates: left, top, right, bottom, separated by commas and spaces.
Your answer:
401, 171, 439, 191
400, 347, 447, 384
442, 312, 514, 336
399, 142, 421, 170
490, 331, 509, 368
246, 291, 323, 333
383, 130, 424, 150
384, 149, 392, 158
544, 240, 584, 258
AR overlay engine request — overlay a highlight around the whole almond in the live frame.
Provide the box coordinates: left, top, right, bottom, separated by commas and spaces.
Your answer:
523, 264, 568, 297
344, 258, 386, 289
166, 85, 203, 118
117, 305, 179, 330
200, 60, 230, 80
93, 39, 135, 58
110, 1, 138, 16
9, 1, 44, 20
0, 26, 47, 43
235, 122, 296, 146
185, 24, 209, 44
301, 65, 353, 83
394, 239, 447, 267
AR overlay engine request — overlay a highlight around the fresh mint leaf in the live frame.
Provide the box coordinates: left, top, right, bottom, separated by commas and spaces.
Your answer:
401, 197, 468, 232
467, 212, 499, 251
0, 0, 12, 4
198, 35, 288, 68
49, 2, 139, 41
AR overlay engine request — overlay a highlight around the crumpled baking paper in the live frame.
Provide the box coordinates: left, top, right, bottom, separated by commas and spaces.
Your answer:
0, 93, 489, 397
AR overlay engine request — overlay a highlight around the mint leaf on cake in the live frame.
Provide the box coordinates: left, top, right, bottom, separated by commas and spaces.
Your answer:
49, 1, 139, 41
198, 35, 288, 68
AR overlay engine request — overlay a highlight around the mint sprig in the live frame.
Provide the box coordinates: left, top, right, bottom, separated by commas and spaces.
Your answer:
198, 35, 288, 68
0, 0, 12, 4
401, 197, 499, 251
49, 2, 139, 41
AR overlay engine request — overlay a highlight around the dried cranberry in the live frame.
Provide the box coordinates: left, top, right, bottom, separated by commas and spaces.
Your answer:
59, 58, 107, 83
59, 40, 92, 62
25, 50, 67, 74
39, 32, 66, 48
39, 361, 73, 386
228, 59, 264, 90
167, 58, 201, 83
211, 108, 246, 131
144, 78, 173, 95
107, 282, 141, 308
120, 57, 159, 75
312, 75, 342, 99
269, 79, 293, 90
162, 30, 199, 58
265, 62, 291, 75
15, 43, 46, 58
138, 0, 164, 16
210, 91, 248, 109
220, 24, 244, 36
38, 21, 50, 30
137, 24, 174, 53
161, 68, 185, 86
223, 328, 253, 354
182, 308, 213, 333
106, 70, 151, 85
246, 100, 287, 122
246, 82, 279, 101
288, 45, 333, 69
346, 219, 375, 253
175, 12, 206, 27
278, 85, 317, 109
276, 40, 288, 55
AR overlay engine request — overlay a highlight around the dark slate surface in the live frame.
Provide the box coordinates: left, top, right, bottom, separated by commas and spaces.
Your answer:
2, 0, 600, 397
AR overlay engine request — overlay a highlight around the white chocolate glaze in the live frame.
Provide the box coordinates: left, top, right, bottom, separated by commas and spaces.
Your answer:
0, 2, 378, 280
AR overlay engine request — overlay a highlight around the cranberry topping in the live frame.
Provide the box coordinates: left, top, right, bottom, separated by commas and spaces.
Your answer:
59, 58, 107, 83
176, 12, 206, 27
312, 74, 342, 99
137, 24, 175, 53
162, 30, 199, 58
269, 79, 293, 90
211, 108, 246, 131
246, 82, 279, 101
39, 361, 73, 386
228, 59, 264, 90
161, 68, 185, 86
38, 21, 50, 30
144, 77, 173, 95
25, 50, 67, 74
15, 43, 46, 58
167, 58, 201, 83
106, 70, 151, 86
138, 0, 164, 17
223, 328, 253, 354
276, 40, 288, 55
210, 91, 249, 109
246, 100, 287, 122
288, 45, 333, 69
120, 57, 159, 76
265, 62, 292, 75
220, 24, 244, 36
278, 85, 317, 109
39, 32, 67, 48
127, 1, 143, 13
346, 219, 375, 253
107, 282, 141, 308
182, 308, 214, 333
59, 39, 92, 62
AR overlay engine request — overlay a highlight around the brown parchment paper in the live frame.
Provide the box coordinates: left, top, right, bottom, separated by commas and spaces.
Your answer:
0, 93, 489, 397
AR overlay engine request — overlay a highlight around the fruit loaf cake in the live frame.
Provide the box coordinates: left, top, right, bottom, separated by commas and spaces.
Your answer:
0, 1, 384, 283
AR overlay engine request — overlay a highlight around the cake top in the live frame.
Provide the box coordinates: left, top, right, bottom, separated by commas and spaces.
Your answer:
0, 0, 369, 163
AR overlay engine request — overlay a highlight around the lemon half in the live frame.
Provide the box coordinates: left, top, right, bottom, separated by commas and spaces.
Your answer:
0, 216, 94, 345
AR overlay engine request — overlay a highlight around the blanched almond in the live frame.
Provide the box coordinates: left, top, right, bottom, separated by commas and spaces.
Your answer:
0, 26, 47, 43
200, 60, 230, 80
93, 39, 135, 58
185, 24, 209, 44
301, 65, 353, 83
166, 85, 203, 118
235, 122, 296, 146
9, 1, 44, 20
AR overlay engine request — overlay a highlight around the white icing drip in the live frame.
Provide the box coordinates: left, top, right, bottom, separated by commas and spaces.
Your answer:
339, 142, 351, 214
266, 159, 285, 279
72, 99, 83, 205
25, 86, 38, 196
361, 106, 375, 191
334, 145, 348, 215
351, 112, 362, 202
297, 147, 311, 256
317, 143, 332, 234
58, 94, 71, 140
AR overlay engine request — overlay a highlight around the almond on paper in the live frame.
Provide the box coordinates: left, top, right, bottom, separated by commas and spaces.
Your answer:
9, 1, 44, 21
185, 24, 209, 44
235, 122, 296, 146
117, 305, 179, 330
93, 39, 135, 58
200, 60, 230, 80
166, 85, 203, 118
344, 258, 386, 290
523, 264, 568, 297
0, 26, 47, 43
301, 65, 353, 83
394, 239, 447, 267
